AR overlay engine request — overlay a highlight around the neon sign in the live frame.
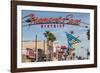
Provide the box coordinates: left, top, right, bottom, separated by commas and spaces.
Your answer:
24, 14, 81, 28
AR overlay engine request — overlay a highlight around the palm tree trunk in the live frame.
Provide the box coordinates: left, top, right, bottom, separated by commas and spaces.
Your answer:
47, 40, 50, 61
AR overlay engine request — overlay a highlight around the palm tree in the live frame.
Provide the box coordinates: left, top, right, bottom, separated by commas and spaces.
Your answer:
44, 31, 56, 61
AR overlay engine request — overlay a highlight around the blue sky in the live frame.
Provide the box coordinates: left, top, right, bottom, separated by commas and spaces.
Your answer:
22, 10, 90, 57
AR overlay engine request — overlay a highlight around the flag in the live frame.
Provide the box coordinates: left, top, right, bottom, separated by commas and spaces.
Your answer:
65, 32, 81, 49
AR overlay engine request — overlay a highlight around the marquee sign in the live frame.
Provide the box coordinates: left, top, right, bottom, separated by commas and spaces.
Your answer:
23, 13, 81, 28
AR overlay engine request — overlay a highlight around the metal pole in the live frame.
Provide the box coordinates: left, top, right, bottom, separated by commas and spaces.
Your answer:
43, 40, 45, 54
35, 35, 38, 61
